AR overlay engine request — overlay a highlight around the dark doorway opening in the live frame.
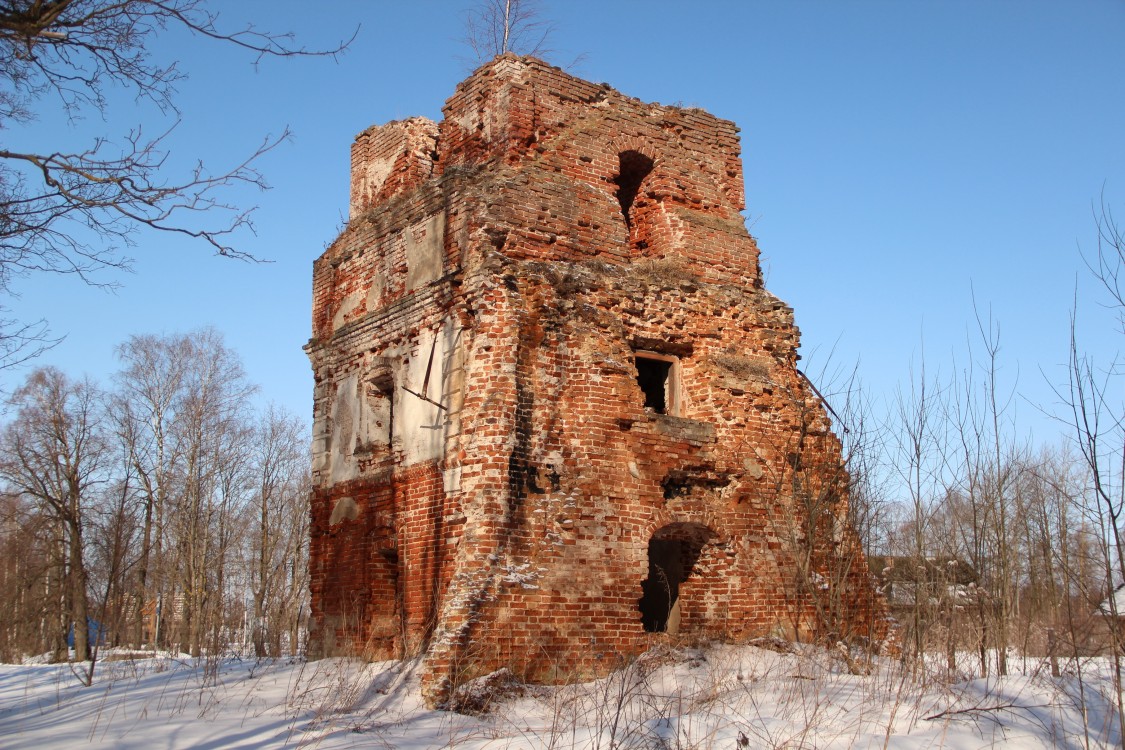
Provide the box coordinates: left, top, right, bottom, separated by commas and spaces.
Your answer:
639, 523, 715, 633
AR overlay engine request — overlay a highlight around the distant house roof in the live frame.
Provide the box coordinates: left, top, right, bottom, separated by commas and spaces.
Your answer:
1098, 583, 1125, 616
868, 555, 979, 609
868, 555, 978, 586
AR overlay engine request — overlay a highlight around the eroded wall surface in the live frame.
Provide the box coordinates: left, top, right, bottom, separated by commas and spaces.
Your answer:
307, 55, 888, 706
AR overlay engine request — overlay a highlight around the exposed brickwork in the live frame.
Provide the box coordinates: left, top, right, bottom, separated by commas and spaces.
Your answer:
306, 55, 889, 706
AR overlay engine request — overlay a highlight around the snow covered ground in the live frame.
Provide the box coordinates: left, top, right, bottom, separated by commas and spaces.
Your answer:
0, 643, 1120, 748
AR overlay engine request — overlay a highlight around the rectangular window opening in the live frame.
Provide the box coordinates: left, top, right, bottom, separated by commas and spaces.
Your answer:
635, 351, 679, 415
361, 370, 395, 452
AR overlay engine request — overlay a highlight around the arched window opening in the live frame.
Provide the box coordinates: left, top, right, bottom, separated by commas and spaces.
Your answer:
614, 150, 655, 230
639, 523, 715, 634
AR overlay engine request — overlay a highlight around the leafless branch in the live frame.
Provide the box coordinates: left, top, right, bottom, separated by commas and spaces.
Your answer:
924, 701, 1048, 722
0, 0, 355, 368
0, 1, 354, 120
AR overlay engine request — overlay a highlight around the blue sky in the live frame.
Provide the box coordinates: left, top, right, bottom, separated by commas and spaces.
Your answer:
7, 0, 1124, 444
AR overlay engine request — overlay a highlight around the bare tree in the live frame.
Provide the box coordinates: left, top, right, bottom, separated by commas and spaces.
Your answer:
0, 490, 59, 660
162, 329, 255, 656
463, 0, 555, 63
0, 367, 108, 661
1072, 196, 1125, 579
1017, 451, 1100, 672
0, 329, 309, 664
113, 332, 191, 649
942, 311, 1025, 677
0, 1, 353, 368
886, 351, 955, 668
81, 454, 141, 684
248, 405, 309, 657
1066, 194, 1125, 742
113, 329, 257, 655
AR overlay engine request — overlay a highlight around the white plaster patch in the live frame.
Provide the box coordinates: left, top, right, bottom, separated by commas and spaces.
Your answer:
405, 213, 446, 292
329, 497, 359, 525
443, 465, 462, 493
332, 290, 360, 331
743, 456, 764, 479
328, 373, 361, 483
397, 320, 463, 466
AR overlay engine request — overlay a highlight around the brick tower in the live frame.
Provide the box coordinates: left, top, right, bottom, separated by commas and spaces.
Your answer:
306, 55, 888, 705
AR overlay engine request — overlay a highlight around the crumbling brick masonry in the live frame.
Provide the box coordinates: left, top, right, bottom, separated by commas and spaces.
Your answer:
306, 55, 889, 705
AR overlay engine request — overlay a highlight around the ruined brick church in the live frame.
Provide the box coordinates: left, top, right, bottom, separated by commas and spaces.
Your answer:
307, 55, 887, 704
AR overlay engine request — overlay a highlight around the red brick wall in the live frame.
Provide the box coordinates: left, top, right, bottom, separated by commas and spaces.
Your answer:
307, 55, 890, 707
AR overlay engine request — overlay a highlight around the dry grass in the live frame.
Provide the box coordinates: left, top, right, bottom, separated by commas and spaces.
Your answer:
632, 257, 698, 288
709, 352, 771, 382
